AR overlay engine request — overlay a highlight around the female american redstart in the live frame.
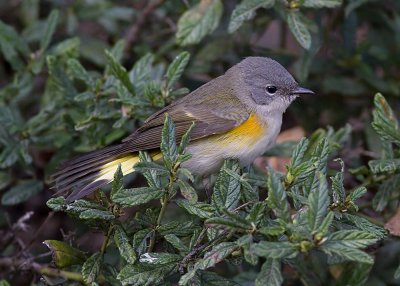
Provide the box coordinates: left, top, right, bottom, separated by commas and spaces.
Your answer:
54, 57, 314, 201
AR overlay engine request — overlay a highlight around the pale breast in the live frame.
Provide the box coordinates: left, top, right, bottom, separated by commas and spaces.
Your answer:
183, 113, 281, 176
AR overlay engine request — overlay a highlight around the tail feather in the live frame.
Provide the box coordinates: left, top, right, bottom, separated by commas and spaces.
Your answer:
54, 144, 140, 201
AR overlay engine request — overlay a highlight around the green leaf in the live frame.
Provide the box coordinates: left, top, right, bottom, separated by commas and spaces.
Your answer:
178, 122, 195, 154
166, 51, 190, 90
176, 199, 215, 219
1, 180, 43, 205
164, 234, 189, 253
195, 271, 240, 285
368, 159, 400, 175
331, 159, 346, 203
307, 174, 329, 232
112, 187, 164, 206
0, 280, 10, 286
40, 10, 59, 52
343, 214, 386, 239
316, 211, 334, 236
67, 58, 94, 86
250, 241, 298, 259
255, 258, 283, 286
105, 49, 136, 96
179, 242, 238, 285
114, 225, 137, 264
43, 240, 87, 268
46, 197, 66, 211
327, 230, 378, 248
286, 11, 311, 49
161, 114, 178, 169
266, 168, 290, 222
139, 252, 181, 265
82, 252, 102, 284
111, 164, 124, 197
371, 93, 400, 145
176, 0, 223, 46
212, 160, 241, 212
177, 180, 198, 204
206, 214, 252, 231
228, 0, 274, 33
302, 0, 342, 8
395, 263, 400, 279
347, 186, 367, 203
118, 262, 177, 286
66, 200, 115, 220
336, 262, 373, 286
320, 243, 373, 264
372, 175, 400, 211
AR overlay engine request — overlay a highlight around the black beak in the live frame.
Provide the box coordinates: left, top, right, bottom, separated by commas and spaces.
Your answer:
291, 86, 315, 96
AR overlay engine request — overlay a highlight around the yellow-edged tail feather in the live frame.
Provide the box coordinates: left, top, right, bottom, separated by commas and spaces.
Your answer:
54, 144, 142, 202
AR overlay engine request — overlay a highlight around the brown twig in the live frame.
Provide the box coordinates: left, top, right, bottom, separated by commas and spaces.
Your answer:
0, 257, 85, 283
124, 0, 165, 53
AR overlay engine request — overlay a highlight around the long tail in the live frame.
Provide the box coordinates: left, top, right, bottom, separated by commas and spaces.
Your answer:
53, 144, 140, 202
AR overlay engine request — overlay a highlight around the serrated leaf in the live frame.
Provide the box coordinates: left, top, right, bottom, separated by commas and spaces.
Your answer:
328, 230, 378, 248
371, 93, 400, 145
105, 50, 136, 96
250, 241, 298, 259
139, 252, 181, 265
176, 199, 215, 219
114, 225, 136, 264
164, 234, 189, 253
347, 186, 367, 203
66, 200, 115, 220
82, 252, 102, 284
308, 174, 329, 232
176, 0, 223, 46
228, 0, 274, 33
179, 242, 238, 285
267, 168, 290, 222
255, 258, 282, 286
178, 180, 198, 204
67, 58, 93, 86
118, 262, 177, 286
166, 51, 190, 90
112, 187, 164, 206
43, 240, 87, 268
161, 114, 178, 169
320, 243, 373, 264
212, 160, 241, 212
302, 0, 342, 8
316, 211, 334, 236
1, 180, 43, 205
206, 214, 252, 231
40, 10, 59, 51
368, 159, 400, 175
373, 175, 400, 212
287, 11, 311, 49
195, 271, 240, 285
111, 164, 124, 197
178, 122, 195, 154
336, 262, 372, 286
46, 196, 66, 211
331, 159, 346, 203
343, 214, 386, 239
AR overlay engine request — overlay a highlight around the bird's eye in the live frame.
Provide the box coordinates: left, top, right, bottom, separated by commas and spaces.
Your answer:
266, 85, 277, 94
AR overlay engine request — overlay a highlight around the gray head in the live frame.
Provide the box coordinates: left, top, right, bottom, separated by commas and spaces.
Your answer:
232, 57, 313, 111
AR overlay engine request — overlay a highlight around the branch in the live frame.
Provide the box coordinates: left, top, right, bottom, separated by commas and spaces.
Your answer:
0, 257, 84, 282
125, 0, 164, 53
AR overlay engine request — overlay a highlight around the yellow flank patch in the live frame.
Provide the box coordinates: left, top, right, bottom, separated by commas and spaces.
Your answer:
216, 113, 267, 146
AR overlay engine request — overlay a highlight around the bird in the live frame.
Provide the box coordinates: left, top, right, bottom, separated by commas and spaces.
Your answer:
54, 56, 314, 201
